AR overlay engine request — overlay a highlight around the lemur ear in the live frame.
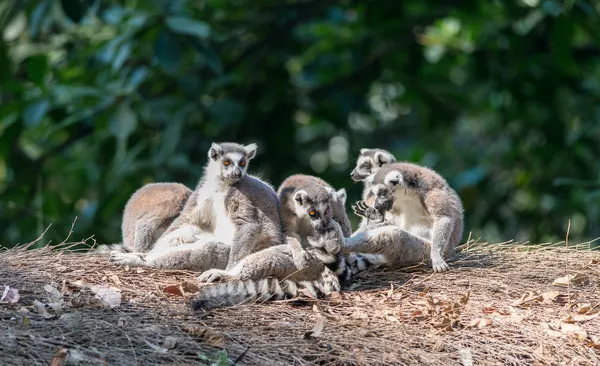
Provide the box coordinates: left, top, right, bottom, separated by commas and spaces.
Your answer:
374, 151, 395, 167
208, 143, 223, 160
244, 143, 258, 160
384, 171, 403, 186
294, 190, 307, 206
359, 148, 370, 155
336, 188, 347, 205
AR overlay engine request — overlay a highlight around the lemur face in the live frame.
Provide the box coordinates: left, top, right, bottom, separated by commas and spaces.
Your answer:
350, 149, 395, 182
372, 171, 403, 213
293, 187, 334, 232
208, 143, 257, 184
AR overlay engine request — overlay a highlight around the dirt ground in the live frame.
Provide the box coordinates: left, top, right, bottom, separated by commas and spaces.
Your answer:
1, 239, 599, 366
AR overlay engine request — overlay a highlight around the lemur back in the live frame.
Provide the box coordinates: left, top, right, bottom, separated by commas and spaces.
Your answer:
120, 183, 192, 253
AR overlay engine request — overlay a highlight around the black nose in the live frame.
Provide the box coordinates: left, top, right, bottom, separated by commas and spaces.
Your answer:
232, 171, 241, 178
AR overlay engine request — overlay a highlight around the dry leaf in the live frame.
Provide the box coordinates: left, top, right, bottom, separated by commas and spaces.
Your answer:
163, 336, 177, 350
459, 292, 470, 306
144, 340, 168, 354
512, 291, 542, 306
109, 275, 122, 285
560, 322, 588, 340
458, 348, 473, 366
553, 273, 589, 287
467, 318, 493, 329
49, 347, 69, 366
163, 284, 184, 297
0, 285, 20, 304
181, 281, 200, 294
387, 316, 400, 324
181, 326, 224, 348
299, 288, 317, 299
541, 291, 560, 301
304, 316, 325, 340
44, 284, 62, 302
89, 285, 121, 308
576, 303, 594, 315
572, 313, 600, 323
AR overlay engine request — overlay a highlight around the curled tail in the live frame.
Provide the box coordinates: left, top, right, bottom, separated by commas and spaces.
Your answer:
345, 253, 388, 275
191, 270, 341, 311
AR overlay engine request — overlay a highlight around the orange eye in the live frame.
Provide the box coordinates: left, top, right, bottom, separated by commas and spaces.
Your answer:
240, 161, 246, 167
223, 160, 230, 166
309, 210, 315, 216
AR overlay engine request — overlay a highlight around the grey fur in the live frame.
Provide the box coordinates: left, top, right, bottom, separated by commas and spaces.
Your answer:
344, 162, 464, 272
191, 226, 343, 310
277, 175, 353, 280
110, 142, 283, 272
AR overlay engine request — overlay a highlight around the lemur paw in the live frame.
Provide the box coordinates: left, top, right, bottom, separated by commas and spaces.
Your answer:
109, 251, 145, 267
431, 257, 450, 273
198, 269, 231, 283
352, 200, 381, 221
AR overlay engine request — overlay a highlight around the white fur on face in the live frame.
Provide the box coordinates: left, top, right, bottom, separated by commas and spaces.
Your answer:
384, 171, 403, 187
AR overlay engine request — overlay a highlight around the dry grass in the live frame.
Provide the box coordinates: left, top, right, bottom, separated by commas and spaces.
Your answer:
1, 239, 600, 366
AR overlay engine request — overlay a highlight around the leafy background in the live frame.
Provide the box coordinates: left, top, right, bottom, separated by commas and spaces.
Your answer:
1, 0, 599, 249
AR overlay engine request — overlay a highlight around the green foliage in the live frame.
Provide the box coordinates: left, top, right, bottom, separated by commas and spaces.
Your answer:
1, 0, 599, 248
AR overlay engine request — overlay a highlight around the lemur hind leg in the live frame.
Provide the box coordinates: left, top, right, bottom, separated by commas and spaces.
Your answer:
343, 225, 430, 266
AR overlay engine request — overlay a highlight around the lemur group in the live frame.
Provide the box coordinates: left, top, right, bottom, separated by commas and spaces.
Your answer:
105, 142, 464, 310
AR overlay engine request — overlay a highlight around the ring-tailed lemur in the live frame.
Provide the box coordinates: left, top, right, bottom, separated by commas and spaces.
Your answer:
277, 174, 354, 282
345, 162, 464, 272
191, 221, 345, 310
109, 142, 284, 271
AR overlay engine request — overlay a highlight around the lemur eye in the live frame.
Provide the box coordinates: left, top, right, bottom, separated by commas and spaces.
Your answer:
223, 160, 231, 166
239, 160, 246, 167
308, 210, 315, 216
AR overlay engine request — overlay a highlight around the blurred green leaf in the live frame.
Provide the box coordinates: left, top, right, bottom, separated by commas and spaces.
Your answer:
23, 99, 50, 127
109, 102, 138, 140
154, 29, 182, 74
126, 66, 149, 90
26, 55, 48, 86
166, 16, 211, 39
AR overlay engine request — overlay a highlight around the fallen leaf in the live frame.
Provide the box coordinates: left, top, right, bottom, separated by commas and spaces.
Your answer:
163, 285, 184, 297
299, 288, 317, 299
144, 340, 168, 354
541, 291, 561, 301
560, 322, 588, 340
467, 318, 493, 329
459, 292, 470, 306
181, 281, 200, 294
576, 303, 594, 315
590, 259, 600, 265
117, 317, 125, 327
49, 347, 69, 366
0, 285, 20, 304
44, 284, 62, 301
163, 336, 177, 350
304, 316, 325, 340
458, 348, 473, 366
553, 273, 589, 287
109, 275, 122, 285
89, 285, 121, 308
572, 313, 600, 323
387, 316, 400, 324
181, 326, 224, 348
512, 291, 542, 306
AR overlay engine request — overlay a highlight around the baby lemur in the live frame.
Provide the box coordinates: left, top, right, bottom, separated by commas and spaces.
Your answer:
110, 142, 283, 271
346, 162, 464, 272
192, 220, 345, 310
350, 148, 396, 232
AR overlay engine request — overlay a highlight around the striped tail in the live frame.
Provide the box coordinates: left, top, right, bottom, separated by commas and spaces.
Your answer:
345, 253, 388, 275
191, 270, 341, 311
